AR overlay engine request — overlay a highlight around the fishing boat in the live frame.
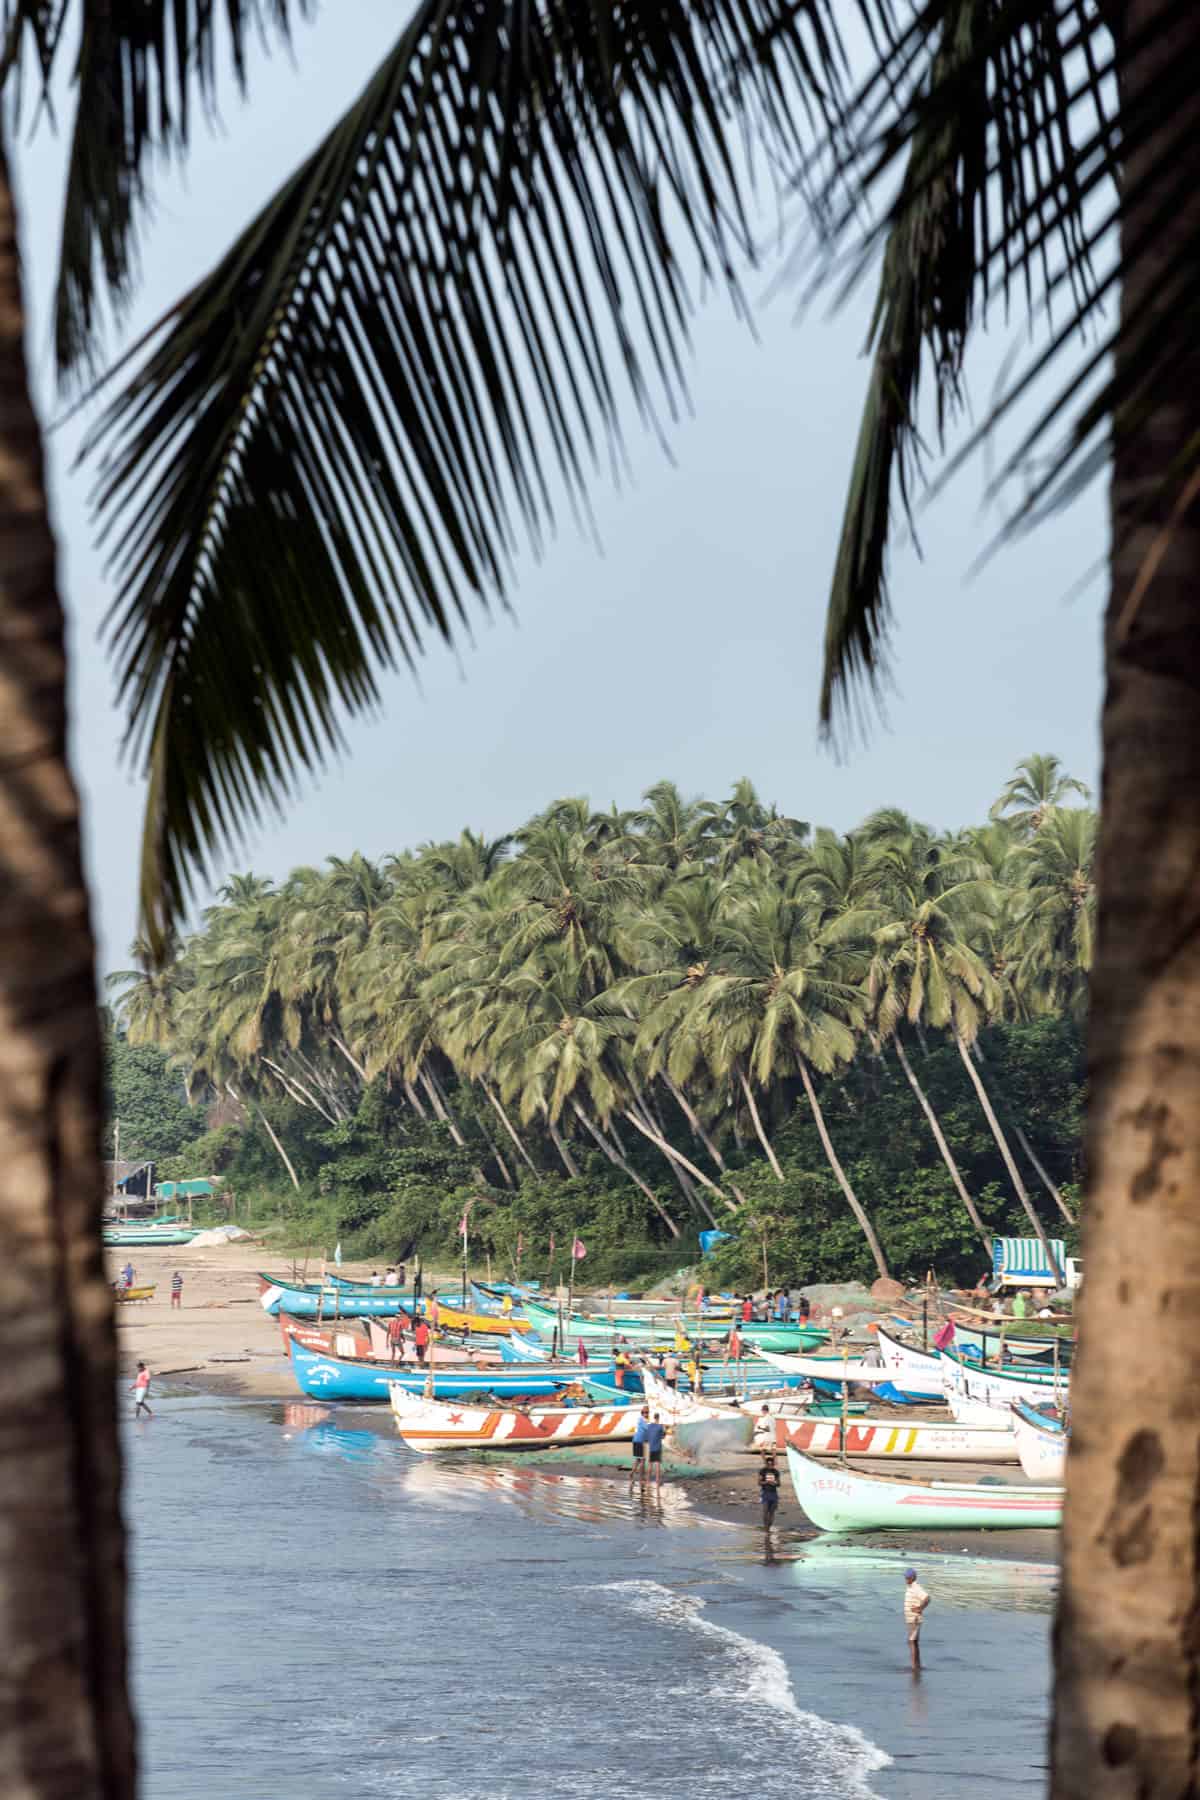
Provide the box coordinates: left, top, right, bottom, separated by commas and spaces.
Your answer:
415, 1299, 531, 1336
286, 1338, 587, 1403
517, 1297, 826, 1352
870, 1328, 948, 1399
113, 1284, 156, 1303
276, 1313, 502, 1367
939, 1349, 1069, 1410
946, 1389, 1012, 1427
389, 1386, 641, 1452
1010, 1397, 1068, 1481
258, 1276, 416, 1319
640, 1366, 811, 1422
104, 1225, 199, 1247
754, 1348, 896, 1385
777, 1413, 1017, 1463
784, 1445, 1062, 1531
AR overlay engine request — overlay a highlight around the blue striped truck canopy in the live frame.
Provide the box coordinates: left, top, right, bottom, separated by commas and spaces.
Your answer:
992, 1236, 1066, 1286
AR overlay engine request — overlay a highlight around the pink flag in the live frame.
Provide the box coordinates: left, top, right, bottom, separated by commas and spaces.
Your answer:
933, 1319, 956, 1351
571, 1238, 587, 1261
458, 1212, 469, 1238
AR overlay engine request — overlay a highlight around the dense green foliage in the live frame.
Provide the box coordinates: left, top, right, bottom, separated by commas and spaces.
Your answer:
103, 1026, 207, 1166
109, 756, 1091, 1285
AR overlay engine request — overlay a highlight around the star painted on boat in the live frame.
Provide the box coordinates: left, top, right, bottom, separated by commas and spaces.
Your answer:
448, 1412, 464, 1424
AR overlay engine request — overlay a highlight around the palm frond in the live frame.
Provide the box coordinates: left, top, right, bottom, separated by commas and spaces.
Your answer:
2, 0, 313, 378
83, 0, 865, 958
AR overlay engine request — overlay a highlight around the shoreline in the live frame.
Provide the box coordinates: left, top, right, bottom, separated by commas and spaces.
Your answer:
115, 1244, 1060, 1568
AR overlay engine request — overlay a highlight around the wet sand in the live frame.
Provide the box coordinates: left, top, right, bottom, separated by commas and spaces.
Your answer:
111, 1242, 1060, 1566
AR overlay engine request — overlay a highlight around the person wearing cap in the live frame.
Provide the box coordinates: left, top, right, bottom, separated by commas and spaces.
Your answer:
903, 1568, 930, 1669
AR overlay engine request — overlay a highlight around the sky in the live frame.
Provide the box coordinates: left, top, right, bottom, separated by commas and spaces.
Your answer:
17, 4, 1105, 970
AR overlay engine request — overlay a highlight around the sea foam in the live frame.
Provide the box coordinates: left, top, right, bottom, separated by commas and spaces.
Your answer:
594, 1578, 892, 1797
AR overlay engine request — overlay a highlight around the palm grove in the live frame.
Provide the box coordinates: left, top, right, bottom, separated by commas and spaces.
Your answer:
110, 757, 1091, 1288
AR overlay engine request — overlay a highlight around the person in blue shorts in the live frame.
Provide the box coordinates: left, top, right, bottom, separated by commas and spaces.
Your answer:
630, 1406, 650, 1486
644, 1412, 667, 1490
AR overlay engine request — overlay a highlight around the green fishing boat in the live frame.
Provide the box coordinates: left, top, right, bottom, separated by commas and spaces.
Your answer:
519, 1296, 826, 1352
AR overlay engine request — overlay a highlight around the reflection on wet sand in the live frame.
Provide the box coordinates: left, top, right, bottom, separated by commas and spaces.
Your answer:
399, 1454, 699, 1528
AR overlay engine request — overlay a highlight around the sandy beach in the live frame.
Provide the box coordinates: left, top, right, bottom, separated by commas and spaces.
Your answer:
110, 1241, 1060, 1564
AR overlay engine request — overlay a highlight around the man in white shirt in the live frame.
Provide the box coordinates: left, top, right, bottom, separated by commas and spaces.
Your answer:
384, 1267, 400, 1287
370, 1271, 383, 1288
903, 1568, 930, 1670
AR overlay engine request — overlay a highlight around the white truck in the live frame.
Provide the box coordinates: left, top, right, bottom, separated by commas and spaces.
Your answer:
991, 1235, 1081, 1291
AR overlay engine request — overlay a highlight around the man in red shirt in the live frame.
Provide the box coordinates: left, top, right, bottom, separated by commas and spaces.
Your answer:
413, 1318, 431, 1365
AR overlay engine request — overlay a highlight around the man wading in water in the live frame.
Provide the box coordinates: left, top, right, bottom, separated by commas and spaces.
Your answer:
904, 1568, 930, 1671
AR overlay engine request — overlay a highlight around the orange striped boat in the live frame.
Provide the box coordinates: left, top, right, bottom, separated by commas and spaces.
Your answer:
389, 1386, 640, 1453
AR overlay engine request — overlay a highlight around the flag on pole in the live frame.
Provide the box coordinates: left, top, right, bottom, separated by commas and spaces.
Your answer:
549, 1233, 555, 1256
333, 1242, 343, 1267
571, 1237, 587, 1261
458, 1211, 469, 1238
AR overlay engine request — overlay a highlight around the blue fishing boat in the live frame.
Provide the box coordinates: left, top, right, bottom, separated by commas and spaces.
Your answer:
286, 1339, 581, 1403
259, 1275, 414, 1319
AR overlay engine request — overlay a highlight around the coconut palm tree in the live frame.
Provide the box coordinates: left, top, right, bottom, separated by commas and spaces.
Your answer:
691, 873, 889, 1279
990, 756, 1091, 838
1010, 808, 1097, 1019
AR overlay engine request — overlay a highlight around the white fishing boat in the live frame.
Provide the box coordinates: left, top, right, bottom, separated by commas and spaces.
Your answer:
640, 1365, 812, 1424
1010, 1397, 1068, 1481
939, 1349, 1069, 1410
869, 1327, 946, 1399
785, 1445, 1062, 1532
388, 1385, 641, 1452
777, 1413, 1017, 1463
946, 1389, 1013, 1428
755, 1348, 896, 1385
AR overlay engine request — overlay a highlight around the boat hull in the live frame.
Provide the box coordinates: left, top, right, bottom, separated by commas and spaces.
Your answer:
777, 1415, 1017, 1462
1011, 1399, 1068, 1481
389, 1386, 639, 1451
785, 1446, 1062, 1531
286, 1339, 576, 1402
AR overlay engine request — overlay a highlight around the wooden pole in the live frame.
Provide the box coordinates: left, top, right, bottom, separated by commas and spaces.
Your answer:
839, 1346, 849, 1465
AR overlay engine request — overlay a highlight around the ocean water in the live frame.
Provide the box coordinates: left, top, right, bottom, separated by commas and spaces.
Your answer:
124, 1397, 1053, 1799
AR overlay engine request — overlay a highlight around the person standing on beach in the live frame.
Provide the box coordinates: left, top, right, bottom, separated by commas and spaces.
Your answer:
741, 1294, 753, 1325
644, 1413, 666, 1491
387, 1311, 407, 1363
131, 1362, 153, 1419
686, 1353, 702, 1394
170, 1270, 183, 1310
576, 1338, 589, 1368
121, 1261, 135, 1291
759, 1455, 781, 1528
752, 1405, 775, 1453
903, 1569, 930, 1670
413, 1317, 431, 1365
663, 1352, 679, 1390
726, 1323, 743, 1373
630, 1407, 650, 1486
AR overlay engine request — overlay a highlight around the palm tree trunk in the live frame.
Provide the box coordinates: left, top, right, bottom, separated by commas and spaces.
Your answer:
231, 1083, 300, 1190
892, 1037, 991, 1250
1051, 8, 1200, 1786
403, 1077, 428, 1120
471, 1098, 514, 1188
419, 1067, 467, 1148
481, 1079, 537, 1173
619, 1108, 727, 1221
571, 1103, 681, 1239
624, 1090, 711, 1215
663, 1074, 745, 1203
797, 1060, 890, 1281
0, 141, 136, 1796
548, 1119, 579, 1179
331, 1033, 369, 1083
953, 1031, 1061, 1279
1014, 1125, 1076, 1224
737, 1070, 785, 1181
262, 1057, 338, 1126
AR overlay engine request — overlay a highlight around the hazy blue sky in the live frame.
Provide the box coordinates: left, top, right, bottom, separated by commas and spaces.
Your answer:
18, 4, 1104, 968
